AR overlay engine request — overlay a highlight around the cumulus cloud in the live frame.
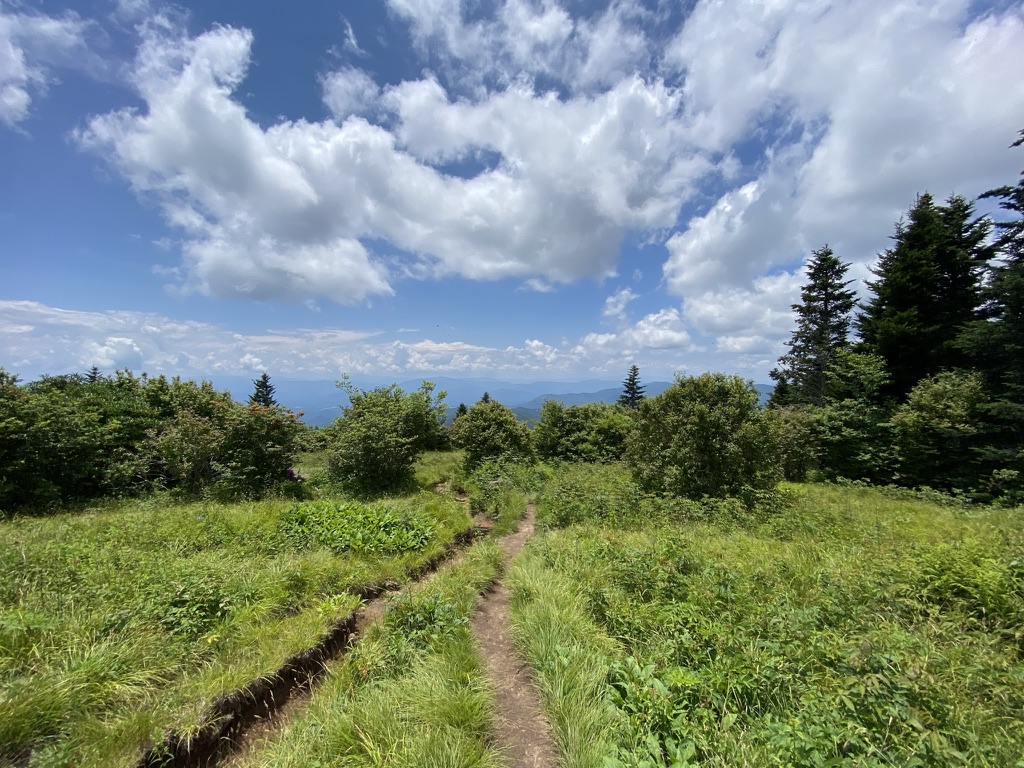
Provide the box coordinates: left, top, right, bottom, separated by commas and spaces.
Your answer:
321, 66, 379, 118
0, 5, 91, 125
602, 287, 638, 320
662, 0, 1024, 295
1, 299, 705, 381
77, 20, 709, 303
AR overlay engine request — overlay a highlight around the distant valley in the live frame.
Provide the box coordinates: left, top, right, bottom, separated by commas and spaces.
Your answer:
209, 374, 774, 427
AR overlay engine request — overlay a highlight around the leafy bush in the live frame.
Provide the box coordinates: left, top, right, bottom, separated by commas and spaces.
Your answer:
533, 400, 633, 463
624, 373, 782, 503
280, 500, 435, 554
327, 380, 447, 495
450, 399, 534, 470
772, 406, 819, 481
891, 370, 987, 491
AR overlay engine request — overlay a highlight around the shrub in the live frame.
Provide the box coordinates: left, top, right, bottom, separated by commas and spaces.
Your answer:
450, 399, 533, 470
533, 400, 633, 463
327, 380, 446, 495
773, 406, 819, 481
891, 370, 987, 491
624, 373, 782, 503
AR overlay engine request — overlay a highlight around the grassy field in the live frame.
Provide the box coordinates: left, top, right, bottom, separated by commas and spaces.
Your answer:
235, 539, 505, 768
0, 453, 472, 767
509, 463, 1024, 767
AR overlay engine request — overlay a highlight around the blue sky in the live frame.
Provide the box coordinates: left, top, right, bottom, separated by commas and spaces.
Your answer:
2, 0, 1023, 384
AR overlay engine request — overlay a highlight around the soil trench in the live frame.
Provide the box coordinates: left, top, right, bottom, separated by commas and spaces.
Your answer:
472, 504, 558, 768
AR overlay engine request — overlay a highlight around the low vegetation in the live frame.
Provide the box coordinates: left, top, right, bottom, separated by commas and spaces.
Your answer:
511, 463, 1024, 767
233, 540, 505, 768
0, 467, 471, 766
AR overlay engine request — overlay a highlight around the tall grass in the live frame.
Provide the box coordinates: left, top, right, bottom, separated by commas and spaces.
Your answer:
512, 464, 1024, 767
237, 540, 504, 768
0, 490, 471, 767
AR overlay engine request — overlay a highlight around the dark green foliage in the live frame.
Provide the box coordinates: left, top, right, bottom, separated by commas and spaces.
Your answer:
532, 400, 633, 463
890, 371, 987, 491
772, 406, 819, 481
0, 369, 303, 511
957, 131, 1024, 497
249, 372, 278, 407
858, 193, 989, 400
328, 381, 438, 495
814, 349, 896, 483
770, 245, 857, 407
280, 500, 435, 554
618, 364, 646, 409
449, 397, 534, 470
624, 373, 782, 503
403, 381, 450, 451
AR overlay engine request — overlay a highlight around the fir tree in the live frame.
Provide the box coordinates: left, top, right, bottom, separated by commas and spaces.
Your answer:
769, 245, 857, 407
957, 130, 1024, 496
857, 193, 988, 399
249, 372, 278, 408
455, 402, 469, 419
85, 366, 103, 383
618, 364, 646, 409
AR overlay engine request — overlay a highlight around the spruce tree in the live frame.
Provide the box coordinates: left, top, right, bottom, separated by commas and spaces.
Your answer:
769, 245, 857, 407
857, 193, 988, 399
249, 372, 278, 407
618, 364, 645, 409
957, 130, 1024, 497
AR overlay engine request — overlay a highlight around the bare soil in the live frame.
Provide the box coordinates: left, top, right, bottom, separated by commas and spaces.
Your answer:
472, 504, 558, 768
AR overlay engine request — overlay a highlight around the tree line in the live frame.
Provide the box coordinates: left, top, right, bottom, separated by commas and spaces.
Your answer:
767, 130, 1024, 503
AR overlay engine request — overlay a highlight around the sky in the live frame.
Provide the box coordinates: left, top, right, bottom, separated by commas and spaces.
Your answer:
2, 0, 1023, 385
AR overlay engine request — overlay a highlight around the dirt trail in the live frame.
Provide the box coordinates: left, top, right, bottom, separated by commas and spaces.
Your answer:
472, 504, 558, 768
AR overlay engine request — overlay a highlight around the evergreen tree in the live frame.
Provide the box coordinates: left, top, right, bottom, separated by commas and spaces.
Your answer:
455, 402, 469, 419
858, 193, 989, 399
480, 392, 492, 404
85, 366, 103, 383
769, 245, 857, 407
618, 364, 646, 409
957, 130, 1024, 500
249, 372, 278, 408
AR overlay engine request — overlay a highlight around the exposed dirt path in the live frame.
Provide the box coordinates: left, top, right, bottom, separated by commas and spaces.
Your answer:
472, 504, 558, 768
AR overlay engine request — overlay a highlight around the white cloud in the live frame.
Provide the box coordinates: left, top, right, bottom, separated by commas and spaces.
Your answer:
78, 22, 709, 302
322, 66, 379, 118
662, 0, 1024, 297
0, 299, 703, 381
602, 287, 638, 319
0, 6, 91, 126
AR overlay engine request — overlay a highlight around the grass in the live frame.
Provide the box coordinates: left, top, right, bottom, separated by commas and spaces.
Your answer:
235, 540, 505, 768
511, 463, 1024, 767
0, 488, 472, 767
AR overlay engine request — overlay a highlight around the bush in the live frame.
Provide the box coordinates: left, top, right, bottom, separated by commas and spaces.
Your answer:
450, 399, 533, 470
773, 406, 819, 481
891, 370, 987, 492
624, 373, 782, 503
532, 400, 633, 463
327, 380, 447, 495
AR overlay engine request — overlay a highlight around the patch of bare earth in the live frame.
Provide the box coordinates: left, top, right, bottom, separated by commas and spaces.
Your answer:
472, 504, 558, 768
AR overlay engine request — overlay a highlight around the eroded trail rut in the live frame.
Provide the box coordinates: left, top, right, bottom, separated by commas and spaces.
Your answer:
147, 501, 556, 768
472, 504, 558, 768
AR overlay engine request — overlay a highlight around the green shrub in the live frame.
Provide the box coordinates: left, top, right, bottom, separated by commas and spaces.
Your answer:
624, 373, 782, 503
450, 399, 534, 470
533, 400, 633, 463
327, 380, 448, 495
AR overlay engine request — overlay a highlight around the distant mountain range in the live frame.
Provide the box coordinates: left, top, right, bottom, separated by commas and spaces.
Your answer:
206, 374, 773, 427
